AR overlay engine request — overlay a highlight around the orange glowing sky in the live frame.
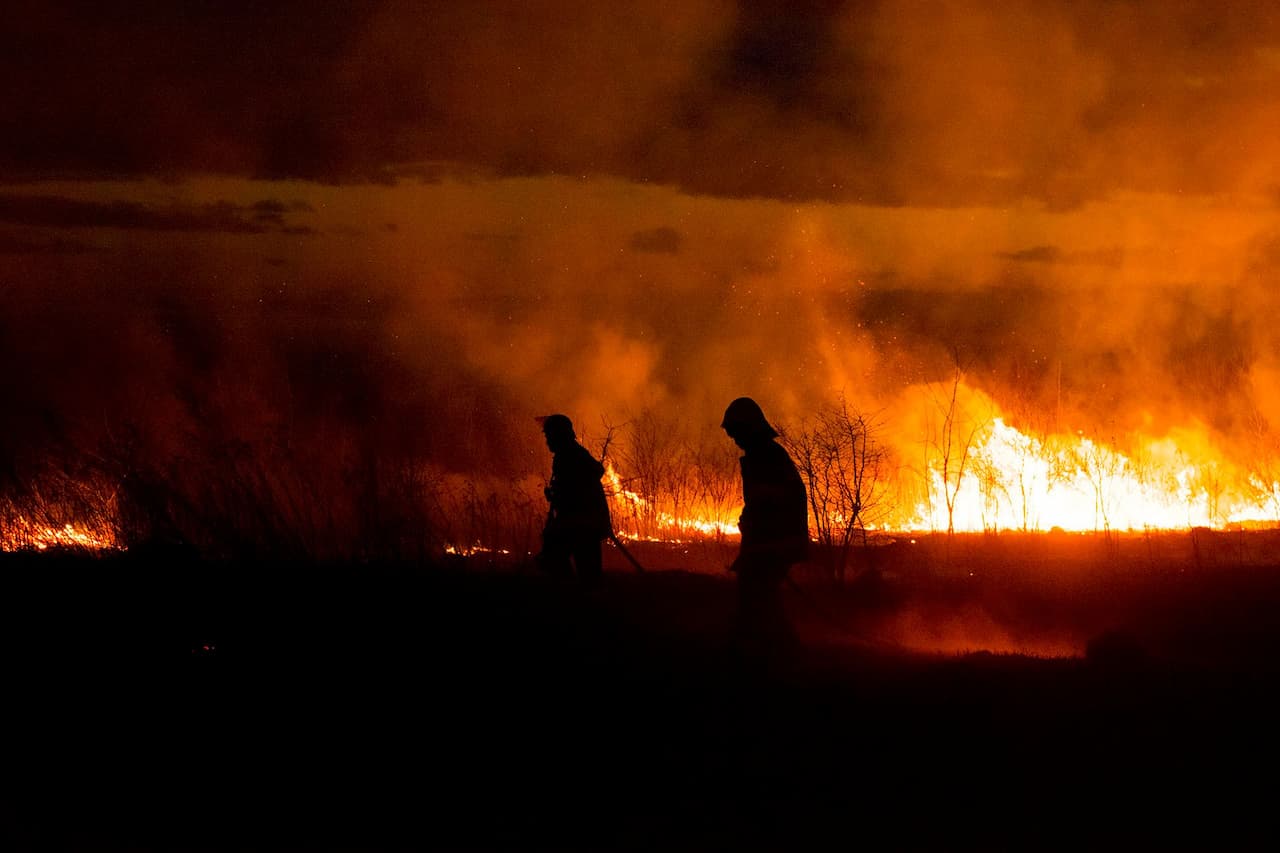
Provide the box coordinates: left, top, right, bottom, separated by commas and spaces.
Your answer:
6, 1, 1280, 512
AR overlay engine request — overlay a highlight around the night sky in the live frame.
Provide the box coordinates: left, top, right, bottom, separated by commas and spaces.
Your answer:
6, 0, 1280, 497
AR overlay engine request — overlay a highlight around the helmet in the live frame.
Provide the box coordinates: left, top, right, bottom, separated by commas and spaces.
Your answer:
538, 413, 576, 440
720, 397, 778, 439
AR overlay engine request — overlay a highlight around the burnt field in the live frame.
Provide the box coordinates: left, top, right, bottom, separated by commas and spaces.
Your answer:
4, 532, 1280, 851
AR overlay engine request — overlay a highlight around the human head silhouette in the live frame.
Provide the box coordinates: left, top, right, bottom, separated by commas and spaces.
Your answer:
721, 397, 778, 450
539, 413, 576, 453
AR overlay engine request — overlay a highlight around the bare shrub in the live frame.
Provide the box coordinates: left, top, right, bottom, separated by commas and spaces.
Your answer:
923, 367, 986, 537
0, 454, 122, 552
783, 395, 892, 583
599, 411, 742, 545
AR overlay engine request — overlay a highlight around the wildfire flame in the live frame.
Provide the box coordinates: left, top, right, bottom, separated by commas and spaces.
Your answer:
6, 405, 1280, 559
602, 404, 1280, 542
911, 417, 1280, 533
604, 463, 740, 542
444, 542, 512, 557
0, 516, 122, 552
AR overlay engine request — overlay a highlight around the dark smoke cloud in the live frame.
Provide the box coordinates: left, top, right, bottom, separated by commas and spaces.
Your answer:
7, 1, 1280, 206
0, 232, 107, 254
629, 227, 682, 254
997, 246, 1123, 267
0, 194, 313, 233
999, 246, 1068, 264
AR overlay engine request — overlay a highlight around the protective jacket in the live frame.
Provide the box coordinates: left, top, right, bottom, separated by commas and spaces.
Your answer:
738, 438, 809, 565
547, 441, 612, 540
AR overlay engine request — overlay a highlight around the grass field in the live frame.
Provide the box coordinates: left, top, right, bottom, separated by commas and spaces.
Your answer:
3, 534, 1280, 850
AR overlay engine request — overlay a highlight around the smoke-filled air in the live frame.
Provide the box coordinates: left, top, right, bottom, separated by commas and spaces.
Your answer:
6, 0, 1280, 555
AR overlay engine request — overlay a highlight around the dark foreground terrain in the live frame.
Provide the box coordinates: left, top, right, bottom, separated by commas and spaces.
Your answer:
3, 542, 1280, 851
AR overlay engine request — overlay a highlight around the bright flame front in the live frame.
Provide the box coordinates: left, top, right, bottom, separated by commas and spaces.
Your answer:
1, 516, 122, 552
911, 417, 1280, 533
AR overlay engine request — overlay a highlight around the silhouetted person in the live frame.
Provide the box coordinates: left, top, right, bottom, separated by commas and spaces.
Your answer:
722, 397, 809, 667
536, 414, 612, 585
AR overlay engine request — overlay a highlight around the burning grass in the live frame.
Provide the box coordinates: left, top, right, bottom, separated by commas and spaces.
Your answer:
7, 383, 1280, 570
0, 465, 124, 553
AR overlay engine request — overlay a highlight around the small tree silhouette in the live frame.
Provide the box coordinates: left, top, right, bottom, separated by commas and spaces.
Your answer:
924, 366, 985, 537
783, 395, 890, 583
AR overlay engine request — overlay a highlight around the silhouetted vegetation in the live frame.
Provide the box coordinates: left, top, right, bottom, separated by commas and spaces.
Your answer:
782, 395, 892, 582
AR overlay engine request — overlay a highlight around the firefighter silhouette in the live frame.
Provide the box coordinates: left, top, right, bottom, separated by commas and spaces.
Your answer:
722, 397, 809, 663
536, 414, 611, 583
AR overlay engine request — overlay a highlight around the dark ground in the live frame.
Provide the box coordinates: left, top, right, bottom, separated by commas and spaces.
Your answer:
3, 539, 1280, 851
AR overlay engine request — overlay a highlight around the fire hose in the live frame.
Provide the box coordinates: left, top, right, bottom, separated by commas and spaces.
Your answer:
607, 530, 646, 573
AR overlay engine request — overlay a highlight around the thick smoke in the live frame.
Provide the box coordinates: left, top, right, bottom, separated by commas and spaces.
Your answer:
4, 178, 1279, 463
8, 2, 1280, 204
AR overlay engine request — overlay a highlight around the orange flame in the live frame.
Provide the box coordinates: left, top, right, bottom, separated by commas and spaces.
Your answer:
603, 462, 740, 542
909, 416, 1279, 533
0, 516, 122, 552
